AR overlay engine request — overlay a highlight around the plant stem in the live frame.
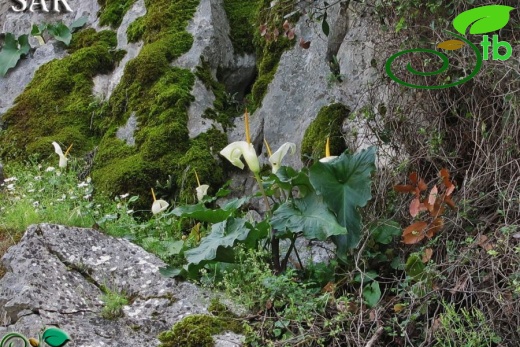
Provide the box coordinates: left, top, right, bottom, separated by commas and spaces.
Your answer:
253, 173, 281, 274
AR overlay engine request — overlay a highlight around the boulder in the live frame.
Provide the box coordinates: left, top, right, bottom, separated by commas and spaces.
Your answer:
0, 224, 244, 346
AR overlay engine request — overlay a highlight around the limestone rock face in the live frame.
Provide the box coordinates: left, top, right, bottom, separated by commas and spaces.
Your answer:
230, 1, 400, 171
175, 0, 255, 138
0, 224, 243, 346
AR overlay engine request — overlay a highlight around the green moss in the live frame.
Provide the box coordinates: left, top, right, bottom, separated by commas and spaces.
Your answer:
92, 0, 230, 208
0, 30, 120, 163
195, 59, 241, 130
176, 128, 228, 203
301, 103, 350, 163
68, 28, 117, 53
223, 0, 262, 55
127, 17, 145, 42
98, 0, 137, 28
157, 310, 243, 347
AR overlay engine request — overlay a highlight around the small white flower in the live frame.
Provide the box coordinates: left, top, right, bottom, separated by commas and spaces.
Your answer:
52, 141, 69, 168
150, 188, 169, 214
120, 193, 129, 199
46, 167, 55, 172
319, 156, 338, 163
33, 201, 40, 207
27, 189, 35, 193
126, 209, 134, 214
319, 137, 338, 163
7, 184, 15, 190
78, 182, 89, 188
152, 199, 169, 215
196, 184, 210, 202
4, 177, 17, 182
84, 194, 92, 200
86, 177, 92, 183
268, 142, 296, 174
34, 175, 42, 181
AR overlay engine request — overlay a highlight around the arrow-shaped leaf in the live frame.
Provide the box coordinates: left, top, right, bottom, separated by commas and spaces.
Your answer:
47, 23, 72, 45
309, 147, 376, 257
271, 193, 347, 240
0, 33, 31, 77
452, 5, 514, 35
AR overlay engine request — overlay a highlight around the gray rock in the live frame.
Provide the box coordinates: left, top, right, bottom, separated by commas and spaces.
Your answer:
187, 79, 222, 139
229, 1, 400, 172
0, 224, 244, 346
116, 112, 138, 146
175, 0, 256, 138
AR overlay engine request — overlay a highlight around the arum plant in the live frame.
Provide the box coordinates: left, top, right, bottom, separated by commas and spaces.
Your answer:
219, 110, 283, 271
151, 188, 169, 215
194, 170, 209, 202
52, 141, 72, 168
264, 139, 296, 174
319, 137, 338, 163
160, 109, 378, 280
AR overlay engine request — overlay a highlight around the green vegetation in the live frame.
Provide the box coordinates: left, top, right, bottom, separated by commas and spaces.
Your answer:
158, 309, 243, 347
0, 29, 122, 163
1, 0, 519, 346
223, 0, 261, 55
100, 285, 129, 319
0, 17, 87, 76
97, 0, 137, 28
301, 103, 349, 163
92, 0, 228, 207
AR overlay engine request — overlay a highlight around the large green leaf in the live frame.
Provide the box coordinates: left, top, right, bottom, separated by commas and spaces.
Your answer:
70, 16, 88, 32
452, 5, 514, 35
271, 194, 347, 240
0, 33, 30, 77
309, 147, 376, 257
41, 327, 70, 347
184, 217, 253, 265
170, 197, 247, 223
47, 23, 72, 45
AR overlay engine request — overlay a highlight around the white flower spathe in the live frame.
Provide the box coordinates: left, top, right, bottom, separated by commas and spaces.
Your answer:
269, 142, 296, 174
220, 141, 260, 173
319, 156, 338, 163
52, 141, 68, 168
196, 184, 210, 202
152, 199, 169, 215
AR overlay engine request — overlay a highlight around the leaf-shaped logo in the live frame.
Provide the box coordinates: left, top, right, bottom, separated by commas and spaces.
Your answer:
41, 327, 70, 347
437, 39, 465, 51
452, 5, 515, 35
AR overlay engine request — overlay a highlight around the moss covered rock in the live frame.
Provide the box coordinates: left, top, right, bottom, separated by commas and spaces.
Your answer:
0, 29, 122, 163
158, 300, 243, 347
97, 0, 137, 28
301, 103, 350, 162
92, 0, 229, 208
